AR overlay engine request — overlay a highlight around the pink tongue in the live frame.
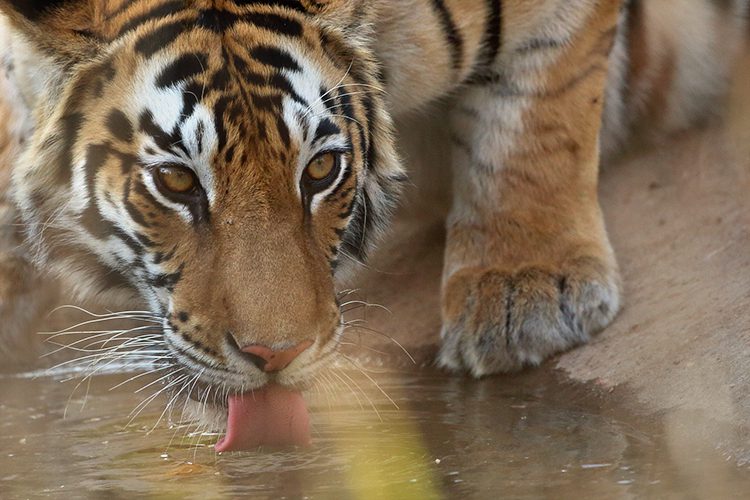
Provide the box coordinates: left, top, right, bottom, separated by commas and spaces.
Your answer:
215, 384, 311, 452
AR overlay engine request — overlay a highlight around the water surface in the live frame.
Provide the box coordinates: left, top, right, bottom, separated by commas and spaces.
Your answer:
2, 364, 749, 499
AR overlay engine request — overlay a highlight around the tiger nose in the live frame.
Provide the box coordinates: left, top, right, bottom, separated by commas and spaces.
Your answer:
241, 340, 314, 373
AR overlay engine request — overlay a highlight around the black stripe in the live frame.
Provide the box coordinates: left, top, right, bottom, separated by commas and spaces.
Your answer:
324, 161, 353, 203
361, 94, 376, 172
106, 109, 134, 143
250, 46, 301, 72
114, 150, 138, 175
112, 226, 145, 257
197, 8, 239, 32
148, 265, 183, 292
135, 20, 185, 57
123, 178, 150, 228
108, 1, 138, 20
56, 112, 84, 184
338, 90, 356, 126
89, 60, 116, 98
116, 0, 184, 38
197, 7, 304, 35
234, 0, 307, 14
79, 143, 114, 241
250, 93, 283, 112
430, 0, 464, 72
80, 203, 109, 240
213, 97, 230, 152
268, 73, 308, 106
156, 53, 208, 89
179, 81, 204, 126
84, 144, 110, 200
314, 119, 340, 142
195, 121, 206, 155
135, 231, 156, 249
229, 55, 265, 85
3, 0, 67, 20
133, 177, 170, 216
275, 114, 291, 148
484, 0, 503, 66
341, 189, 373, 261
244, 12, 303, 37
154, 246, 177, 265
336, 197, 356, 219
98, 267, 133, 292
210, 67, 231, 90
469, 0, 503, 80
358, 93, 372, 167
138, 111, 184, 156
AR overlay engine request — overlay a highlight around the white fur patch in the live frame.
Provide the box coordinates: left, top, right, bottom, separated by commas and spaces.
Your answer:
277, 41, 354, 210
178, 104, 218, 205
127, 55, 221, 218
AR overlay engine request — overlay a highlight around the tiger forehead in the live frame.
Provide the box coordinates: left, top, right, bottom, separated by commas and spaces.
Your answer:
95, 0, 348, 20
81, 2, 362, 157
81, 0, 369, 121
95, 0, 331, 41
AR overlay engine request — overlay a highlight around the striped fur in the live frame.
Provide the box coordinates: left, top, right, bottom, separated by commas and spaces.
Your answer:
0, 0, 747, 420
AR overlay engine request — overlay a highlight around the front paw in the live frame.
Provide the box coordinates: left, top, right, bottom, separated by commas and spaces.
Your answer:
438, 257, 620, 377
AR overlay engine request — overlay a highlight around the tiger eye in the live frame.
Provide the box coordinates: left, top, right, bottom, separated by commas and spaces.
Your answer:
305, 153, 336, 181
157, 166, 196, 194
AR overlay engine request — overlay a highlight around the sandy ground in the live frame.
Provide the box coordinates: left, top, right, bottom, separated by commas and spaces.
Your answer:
345, 47, 750, 451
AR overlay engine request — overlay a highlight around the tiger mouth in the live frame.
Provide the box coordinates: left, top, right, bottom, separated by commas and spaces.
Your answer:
176, 367, 314, 451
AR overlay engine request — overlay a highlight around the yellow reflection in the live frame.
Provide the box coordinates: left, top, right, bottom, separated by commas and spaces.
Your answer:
318, 377, 444, 500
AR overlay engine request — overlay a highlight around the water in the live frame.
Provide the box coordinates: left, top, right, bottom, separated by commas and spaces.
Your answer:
2, 365, 749, 499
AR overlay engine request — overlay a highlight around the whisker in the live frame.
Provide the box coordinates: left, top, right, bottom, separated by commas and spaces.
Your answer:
338, 341, 390, 357
46, 346, 167, 375
327, 368, 365, 412
39, 315, 162, 337
301, 61, 354, 119
333, 366, 382, 421
134, 368, 183, 394
340, 354, 399, 411
109, 365, 173, 391
151, 369, 203, 434
342, 324, 416, 365
340, 300, 392, 314
42, 326, 162, 355
127, 372, 187, 426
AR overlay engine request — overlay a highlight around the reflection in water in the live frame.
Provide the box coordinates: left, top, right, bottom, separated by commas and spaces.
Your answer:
1, 366, 749, 499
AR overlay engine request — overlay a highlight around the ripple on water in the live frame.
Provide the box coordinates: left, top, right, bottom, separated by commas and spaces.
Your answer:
0, 367, 749, 499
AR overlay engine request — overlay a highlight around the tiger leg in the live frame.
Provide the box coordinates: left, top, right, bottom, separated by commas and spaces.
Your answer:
438, 1, 623, 376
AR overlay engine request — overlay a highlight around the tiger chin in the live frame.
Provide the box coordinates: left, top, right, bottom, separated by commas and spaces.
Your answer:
0, 0, 747, 450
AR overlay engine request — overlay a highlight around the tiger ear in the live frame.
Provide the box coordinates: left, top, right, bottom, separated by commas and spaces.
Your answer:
0, 0, 102, 66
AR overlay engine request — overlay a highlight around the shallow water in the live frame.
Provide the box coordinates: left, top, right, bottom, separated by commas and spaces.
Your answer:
2, 364, 749, 499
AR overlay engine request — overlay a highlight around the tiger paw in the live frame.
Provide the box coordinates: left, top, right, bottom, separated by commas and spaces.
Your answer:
437, 257, 621, 377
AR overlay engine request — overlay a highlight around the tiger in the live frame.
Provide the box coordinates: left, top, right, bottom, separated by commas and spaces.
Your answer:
0, 0, 747, 450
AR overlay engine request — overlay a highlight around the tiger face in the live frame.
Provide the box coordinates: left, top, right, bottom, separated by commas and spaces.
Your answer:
3, 0, 403, 447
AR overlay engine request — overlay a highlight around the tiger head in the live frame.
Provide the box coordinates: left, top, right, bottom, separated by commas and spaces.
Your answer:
2, 0, 404, 449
